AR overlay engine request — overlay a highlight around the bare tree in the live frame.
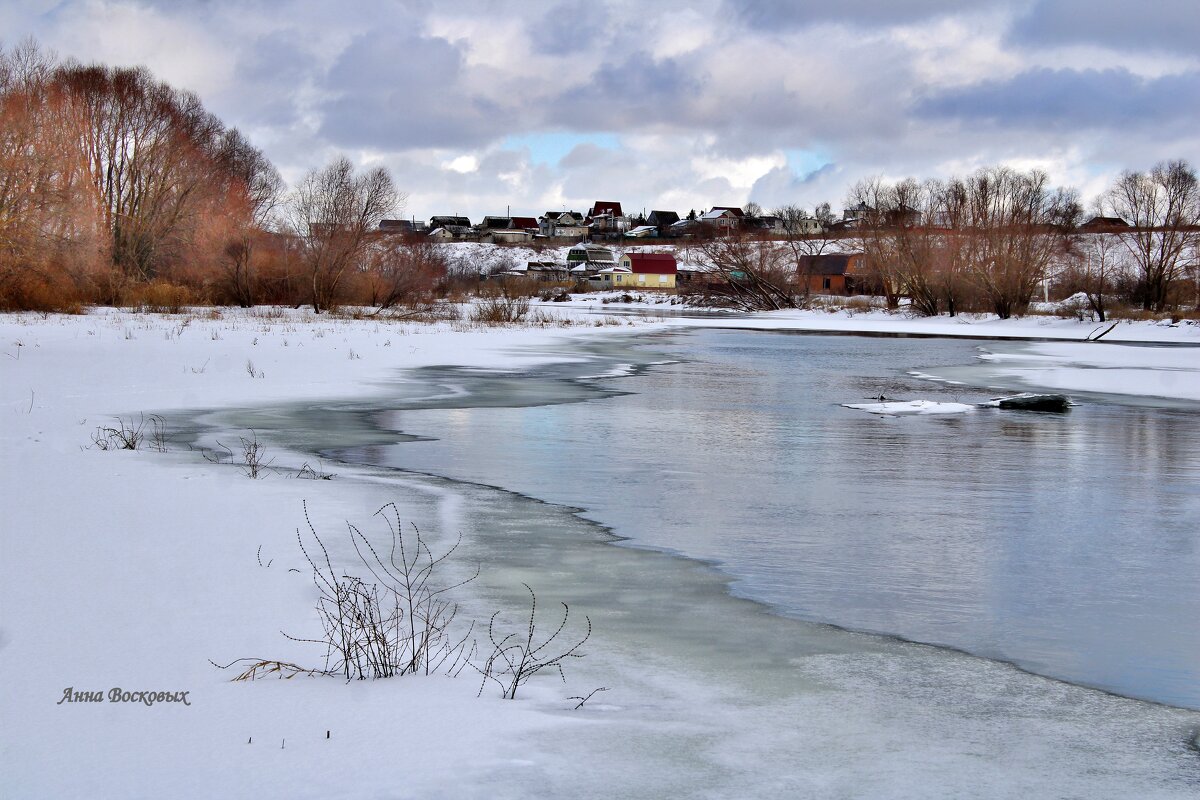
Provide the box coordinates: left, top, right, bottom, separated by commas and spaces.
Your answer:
362, 236, 446, 312
774, 203, 835, 305
771, 204, 807, 235
2, 40, 283, 309
212, 129, 284, 306
55, 64, 230, 280
846, 178, 905, 308
1101, 160, 1200, 311
0, 40, 59, 298
961, 167, 1075, 318
288, 157, 400, 313
691, 234, 798, 310
813, 202, 836, 230
847, 169, 1076, 318
1065, 231, 1129, 321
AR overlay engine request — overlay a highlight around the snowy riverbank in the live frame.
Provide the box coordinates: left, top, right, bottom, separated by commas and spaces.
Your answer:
2, 307, 1199, 798
0, 308, 665, 797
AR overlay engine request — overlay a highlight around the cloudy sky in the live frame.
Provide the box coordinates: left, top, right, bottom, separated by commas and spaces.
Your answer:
6, 0, 1199, 220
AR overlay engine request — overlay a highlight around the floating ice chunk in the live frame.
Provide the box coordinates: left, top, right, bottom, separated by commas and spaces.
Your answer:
576, 363, 637, 379
842, 400, 976, 416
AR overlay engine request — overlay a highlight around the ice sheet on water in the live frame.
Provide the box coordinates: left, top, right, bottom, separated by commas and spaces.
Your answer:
843, 399, 977, 415
966, 342, 1200, 404
370, 470, 1200, 798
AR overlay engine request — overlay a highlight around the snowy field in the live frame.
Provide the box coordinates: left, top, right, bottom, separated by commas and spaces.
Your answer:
2, 303, 1199, 798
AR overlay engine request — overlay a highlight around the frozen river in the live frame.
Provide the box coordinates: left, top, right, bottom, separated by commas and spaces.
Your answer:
328, 329, 1200, 710
209, 328, 1200, 795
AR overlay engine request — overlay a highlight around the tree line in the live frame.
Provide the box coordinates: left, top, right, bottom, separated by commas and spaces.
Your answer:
692, 163, 1199, 316
0, 40, 444, 313
3, 40, 1197, 316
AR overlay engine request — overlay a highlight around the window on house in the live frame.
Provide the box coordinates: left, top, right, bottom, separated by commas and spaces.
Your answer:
823, 277, 831, 290
659, 275, 668, 284
638, 274, 646, 283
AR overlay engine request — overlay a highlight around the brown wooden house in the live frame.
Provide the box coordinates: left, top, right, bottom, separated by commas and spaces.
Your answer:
796, 253, 871, 294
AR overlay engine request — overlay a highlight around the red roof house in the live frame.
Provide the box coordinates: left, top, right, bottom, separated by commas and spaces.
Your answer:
619, 252, 677, 274
589, 201, 624, 218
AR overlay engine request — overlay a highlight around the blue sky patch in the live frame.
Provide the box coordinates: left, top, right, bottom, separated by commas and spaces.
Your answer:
503, 132, 621, 166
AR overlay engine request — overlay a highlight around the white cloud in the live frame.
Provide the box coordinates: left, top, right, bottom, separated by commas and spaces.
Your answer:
443, 155, 479, 173
4, 0, 1197, 219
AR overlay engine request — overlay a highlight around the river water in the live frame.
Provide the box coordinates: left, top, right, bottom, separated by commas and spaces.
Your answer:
201, 327, 1200, 796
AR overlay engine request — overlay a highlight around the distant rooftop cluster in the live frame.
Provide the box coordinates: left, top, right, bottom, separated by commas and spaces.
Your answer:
378, 200, 828, 243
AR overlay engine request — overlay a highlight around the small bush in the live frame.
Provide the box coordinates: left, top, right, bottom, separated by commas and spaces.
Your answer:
129, 281, 195, 314
214, 503, 592, 697
538, 287, 572, 303
0, 270, 85, 313
477, 583, 591, 700
471, 295, 530, 324
216, 502, 479, 681
844, 296, 880, 313
91, 414, 167, 451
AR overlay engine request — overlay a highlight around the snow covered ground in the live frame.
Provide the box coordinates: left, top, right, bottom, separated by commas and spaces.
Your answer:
0, 307, 657, 798
2, 304, 1198, 798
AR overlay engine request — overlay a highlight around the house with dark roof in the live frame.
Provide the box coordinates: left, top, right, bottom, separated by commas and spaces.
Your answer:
796, 253, 871, 294
428, 215, 472, 229
1079, 215, 1131, 232
378, 219, 425, 235
426, 215, 475, 239
525, 258, 571, 281
647, 210, 680, 235
699, 207, 741, 232
566, 243, 617, 274
480, 216, 513, 230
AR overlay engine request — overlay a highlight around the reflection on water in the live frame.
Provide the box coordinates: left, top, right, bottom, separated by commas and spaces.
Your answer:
185, 328, 1200, 794
326, 330, 1200, 711
201, 330, 1200, 710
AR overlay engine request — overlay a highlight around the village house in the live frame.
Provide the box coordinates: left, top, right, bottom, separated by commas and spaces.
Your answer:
378, 219, 425, 235
1079, 215, 1131, 232
525, 258, 571, 281
565, 243, 617, 276
788, 215, 824, 235
668, 218, 701, 237
675, 260, 718, 286
796, 253, 871, 294
647, 210, 680, 235
479, 215, 512, 231
478, 215, 538, 243
609, 251, 677, 289
539, 211, 589, 239
587, 201, 631, 236
426, 215, 476, 240
699, 206, 743, 233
